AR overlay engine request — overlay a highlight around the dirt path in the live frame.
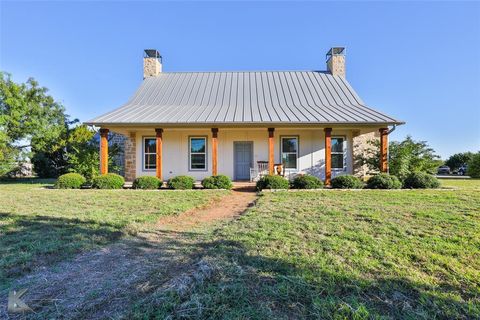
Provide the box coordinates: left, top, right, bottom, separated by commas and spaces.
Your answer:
1, 187, 257, 319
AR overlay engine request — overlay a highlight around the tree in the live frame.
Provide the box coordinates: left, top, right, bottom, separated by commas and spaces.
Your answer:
445, 152, 474, 171
355, 136, 441, 180
0, 72, 68, 176
65, 125, 121, 182
467, 153, 480, 178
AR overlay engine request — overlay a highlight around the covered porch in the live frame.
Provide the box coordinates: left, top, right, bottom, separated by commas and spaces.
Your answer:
98, 126, 390, 185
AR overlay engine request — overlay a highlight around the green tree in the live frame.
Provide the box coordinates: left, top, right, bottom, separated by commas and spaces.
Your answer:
66, 125, 121, 183
0, 72, 68, 176
467, 152, 480, 178
355, 136, 441, 180
445, 152, 474, 171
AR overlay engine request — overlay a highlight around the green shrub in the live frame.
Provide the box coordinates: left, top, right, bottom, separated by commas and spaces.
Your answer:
330, 175, 364, 189
366, 173, 402, 189
291, 175, 323, 189
202, 175, 233, 189
167, 175, 195, 190
92, 173, 125, 189
132, 176, 161, 189
467, 153, 480, 178
403, 172, 440, 189
55, 173, 86, 189
256, 175, 289, 191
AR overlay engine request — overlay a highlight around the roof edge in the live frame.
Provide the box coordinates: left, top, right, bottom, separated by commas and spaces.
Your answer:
84, 120, 406, 127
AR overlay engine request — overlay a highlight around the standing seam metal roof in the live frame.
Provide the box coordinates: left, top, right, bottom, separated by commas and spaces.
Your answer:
86, 71, 402, 125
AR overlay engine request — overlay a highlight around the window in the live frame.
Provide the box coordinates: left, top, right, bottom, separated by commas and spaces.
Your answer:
281, 136, 298, 169
331, 137, 345, 170
189, 137, 207, 170
143, 137, 156, 170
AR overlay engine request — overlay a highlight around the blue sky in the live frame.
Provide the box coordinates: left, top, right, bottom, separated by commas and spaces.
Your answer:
1, 1, 479, 158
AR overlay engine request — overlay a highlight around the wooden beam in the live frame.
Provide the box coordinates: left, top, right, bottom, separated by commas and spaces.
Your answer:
324, 128, 332, 185
379, 128, 388, 173
100, 128, 109, 175
211, 128, 218, 176
155, 128, 163, 180
268, 128, 275, 175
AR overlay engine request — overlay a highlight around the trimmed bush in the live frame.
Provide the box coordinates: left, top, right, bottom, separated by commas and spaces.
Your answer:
92, 173, 125, 189
330, 175, 364, 189
202, 175, 233, 189
256, 175, 289, 191
366, 173, 402, 189
291, 175, 323, 189
55, 173, 86, 189
403, 172, 440, 189
133, 176, 161, 190
167, 175, 195, 190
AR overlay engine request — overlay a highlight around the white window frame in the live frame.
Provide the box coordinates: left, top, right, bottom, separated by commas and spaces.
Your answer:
331, 136, 346, 171
143, 136, 156, 171
189, 136, 207, 171
280, 136, 299, 170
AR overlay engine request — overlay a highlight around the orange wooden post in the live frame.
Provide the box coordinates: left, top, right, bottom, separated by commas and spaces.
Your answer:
324, 128, 332, 185
100, 128, 109, 175
379, 128, 389, 173
155, 128, 163, 180
268, 128, 275, 175
211, 128, 218, 176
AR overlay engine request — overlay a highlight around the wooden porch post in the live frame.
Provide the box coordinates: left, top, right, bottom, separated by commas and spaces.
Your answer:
100, 128, 109, 175
268, 128, 275, 175
379, 128, 388, 173
211, 128, 218, 176
155, 128, 163, 180
324, 128, 332, 185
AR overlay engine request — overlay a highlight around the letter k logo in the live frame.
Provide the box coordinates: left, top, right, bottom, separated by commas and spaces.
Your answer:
8, 289, 32, 313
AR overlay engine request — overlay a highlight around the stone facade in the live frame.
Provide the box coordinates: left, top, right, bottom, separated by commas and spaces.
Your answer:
124, 132, 137, 181
352, 130, 380, 178
143, 57, 162, 79
327, 54, 345, 78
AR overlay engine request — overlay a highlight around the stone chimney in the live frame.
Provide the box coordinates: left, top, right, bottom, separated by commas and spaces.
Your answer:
143, 49, 162, 79
326, 47, 345, 77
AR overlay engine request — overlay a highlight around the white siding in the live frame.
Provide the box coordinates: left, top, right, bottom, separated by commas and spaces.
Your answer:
131, 128, 366, 181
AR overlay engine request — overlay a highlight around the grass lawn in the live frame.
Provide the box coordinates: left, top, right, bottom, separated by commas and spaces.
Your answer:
134, 179, 480, 319
0, 179, 227, 289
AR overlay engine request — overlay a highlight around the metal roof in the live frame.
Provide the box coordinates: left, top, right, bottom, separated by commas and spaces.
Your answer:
86, 71, 403, 126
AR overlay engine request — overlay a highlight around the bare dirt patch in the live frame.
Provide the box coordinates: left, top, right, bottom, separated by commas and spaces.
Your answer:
1, 187, 257, 319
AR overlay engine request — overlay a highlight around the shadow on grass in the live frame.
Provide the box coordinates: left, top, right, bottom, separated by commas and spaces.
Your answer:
0, 212, 123, 287
0, 178, 56, 185
1, 218, 477, 319
128, 234, 479, 319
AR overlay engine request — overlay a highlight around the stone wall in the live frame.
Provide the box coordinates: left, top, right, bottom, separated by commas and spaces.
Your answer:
143, 57, 161, 78
327, 54, 345, 77
352, 130, 380, 178
124, 132, 137, 181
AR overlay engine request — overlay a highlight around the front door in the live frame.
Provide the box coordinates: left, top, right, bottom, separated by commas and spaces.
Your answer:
234, 141, 253, 181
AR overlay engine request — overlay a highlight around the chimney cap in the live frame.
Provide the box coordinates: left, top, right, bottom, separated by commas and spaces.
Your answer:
326, 47, 345, 60
144, 49, 161, 59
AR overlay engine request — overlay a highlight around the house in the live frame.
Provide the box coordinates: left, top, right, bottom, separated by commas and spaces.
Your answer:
85, 48, 404, 184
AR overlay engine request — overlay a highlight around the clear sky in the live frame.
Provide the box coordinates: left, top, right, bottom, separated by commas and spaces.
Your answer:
1, 1, 479, 158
